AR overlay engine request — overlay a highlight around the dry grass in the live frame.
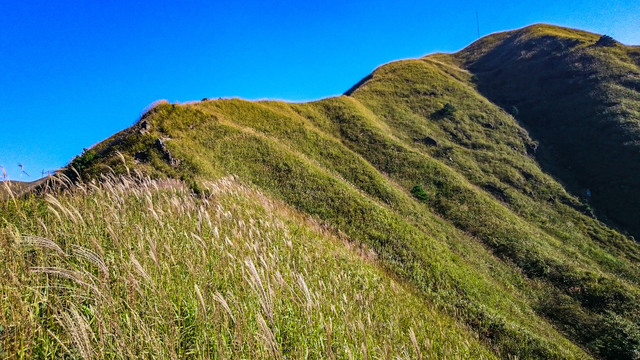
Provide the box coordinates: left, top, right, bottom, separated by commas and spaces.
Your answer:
0, 173, 496, 359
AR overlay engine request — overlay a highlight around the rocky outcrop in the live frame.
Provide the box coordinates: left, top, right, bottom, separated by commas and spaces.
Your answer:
156, 138, 179, 167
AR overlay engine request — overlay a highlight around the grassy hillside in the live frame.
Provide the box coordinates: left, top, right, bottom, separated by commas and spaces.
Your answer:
3, 24, 640, 359
454, 24, 640, 239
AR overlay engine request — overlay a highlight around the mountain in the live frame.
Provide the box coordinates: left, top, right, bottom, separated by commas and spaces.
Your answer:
3, 24, 640, 359
454, 24, 640, 240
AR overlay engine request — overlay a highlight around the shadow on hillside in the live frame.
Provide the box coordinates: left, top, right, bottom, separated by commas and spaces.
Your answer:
463, 31, 640, 239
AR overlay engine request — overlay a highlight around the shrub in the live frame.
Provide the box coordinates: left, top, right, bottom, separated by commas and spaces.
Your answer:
431, 103, 458, 120
70, 148, 96, 171
595, 35, 617, 47
441, 103, 457, 117
411, 184, 429, 201
432, 103, 457, 119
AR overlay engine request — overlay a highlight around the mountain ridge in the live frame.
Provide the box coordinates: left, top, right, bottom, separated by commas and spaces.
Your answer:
66, 24, 640, 358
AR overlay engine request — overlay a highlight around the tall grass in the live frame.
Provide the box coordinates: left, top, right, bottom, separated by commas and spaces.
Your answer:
0, 173, 495, 359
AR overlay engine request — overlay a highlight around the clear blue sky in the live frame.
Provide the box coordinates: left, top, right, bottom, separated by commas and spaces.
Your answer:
1, 0, 639, 181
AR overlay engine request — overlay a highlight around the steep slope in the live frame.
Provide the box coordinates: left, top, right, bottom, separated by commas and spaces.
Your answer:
5, 24, 640, 359
454, 24, 640, 239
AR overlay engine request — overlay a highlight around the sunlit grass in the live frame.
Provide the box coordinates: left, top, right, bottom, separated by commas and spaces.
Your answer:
1, 173, 496, 359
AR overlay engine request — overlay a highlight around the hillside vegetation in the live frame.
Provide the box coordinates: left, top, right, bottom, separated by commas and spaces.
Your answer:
3, 24, 640, 359
2, 174, 497, 359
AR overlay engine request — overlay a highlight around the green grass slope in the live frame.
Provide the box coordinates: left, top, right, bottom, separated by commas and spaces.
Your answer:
454, 24, 640, 239
4, 24, 640, 359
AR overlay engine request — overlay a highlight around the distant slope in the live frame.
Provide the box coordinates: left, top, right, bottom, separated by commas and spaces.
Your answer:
8, 24, 640, 359
454, 24, 640, 239
0, 178, 52, 200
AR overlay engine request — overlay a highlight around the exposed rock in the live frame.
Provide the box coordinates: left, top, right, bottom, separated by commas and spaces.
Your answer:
156, 138, 179, 167
139, 120, 151, 134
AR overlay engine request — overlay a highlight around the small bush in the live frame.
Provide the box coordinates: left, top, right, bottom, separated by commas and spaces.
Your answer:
441, 103, 457, 116
411, 184, 429, 201
595, 35, 617, 47
70, 148, 96, 171
432, 103, 457, 119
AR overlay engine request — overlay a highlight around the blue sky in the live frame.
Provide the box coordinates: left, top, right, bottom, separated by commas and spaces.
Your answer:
1, 0, 639, 181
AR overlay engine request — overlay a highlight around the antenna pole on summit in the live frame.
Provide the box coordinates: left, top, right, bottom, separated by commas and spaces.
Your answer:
476, 11, 480, 38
